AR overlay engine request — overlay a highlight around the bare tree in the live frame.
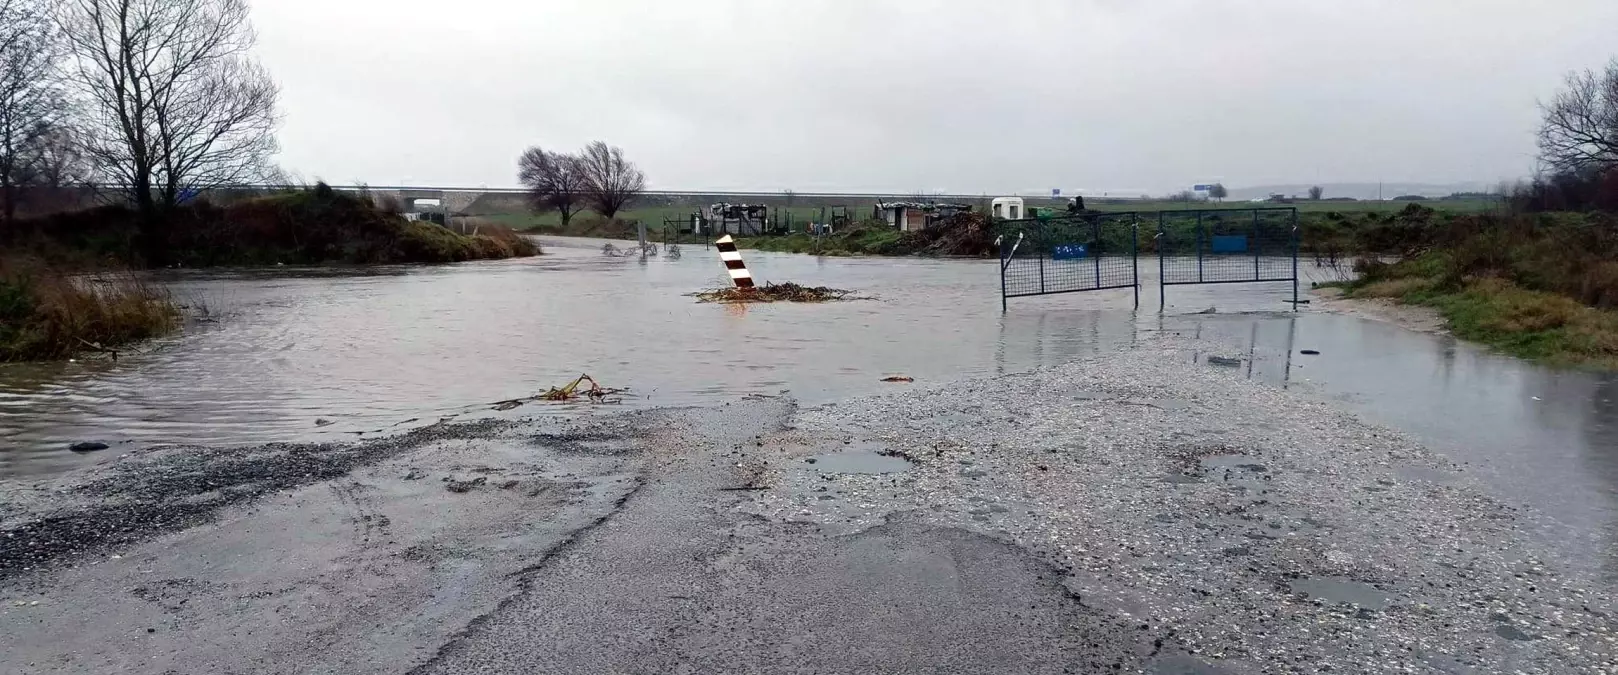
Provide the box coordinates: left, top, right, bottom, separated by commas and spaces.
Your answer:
1208, 183, 1228, 202
1538, 58, 1618, 175
58, 0, 279, 259
0, 0, 64, 229
1308, 185, 1325, 200
578, 141, 645, 220
517, 146, 587, 227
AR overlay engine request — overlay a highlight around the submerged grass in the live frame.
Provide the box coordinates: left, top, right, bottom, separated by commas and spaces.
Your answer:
0, 257, 180, 362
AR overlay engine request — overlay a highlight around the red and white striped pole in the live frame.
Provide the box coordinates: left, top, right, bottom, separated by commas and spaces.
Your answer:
714, 235, 754, 288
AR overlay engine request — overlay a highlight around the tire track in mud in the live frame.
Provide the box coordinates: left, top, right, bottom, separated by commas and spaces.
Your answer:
404, 476, 648, 674
328, 479, 393, 575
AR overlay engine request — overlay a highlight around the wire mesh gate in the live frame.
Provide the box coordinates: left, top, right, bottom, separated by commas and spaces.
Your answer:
997, 213, 1141, 311
995, 208, 1300, 312
1153, 207, 1299, 310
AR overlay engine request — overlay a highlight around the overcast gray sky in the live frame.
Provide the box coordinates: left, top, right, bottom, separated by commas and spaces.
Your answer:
252, 0, 1618, 194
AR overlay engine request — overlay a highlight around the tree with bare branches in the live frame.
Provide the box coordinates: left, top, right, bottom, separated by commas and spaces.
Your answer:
1538, 58, 1618, 175
58, 0, 279, 260
1308, 185, 1325, 200
0, 0, 65, 230
578, 141, 645, 220
518, 146, 587, 227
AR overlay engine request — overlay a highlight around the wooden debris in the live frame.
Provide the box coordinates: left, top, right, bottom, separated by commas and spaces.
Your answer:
489, 374, 625, 410
691, 282, 856, 304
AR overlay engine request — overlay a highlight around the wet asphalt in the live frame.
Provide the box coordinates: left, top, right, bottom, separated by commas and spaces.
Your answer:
2, 335, 1615, 673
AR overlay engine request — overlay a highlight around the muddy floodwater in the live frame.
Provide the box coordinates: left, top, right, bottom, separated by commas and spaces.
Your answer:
2, 236, 1615, 575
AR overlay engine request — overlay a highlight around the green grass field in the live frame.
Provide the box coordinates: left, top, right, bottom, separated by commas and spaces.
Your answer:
484, 206, 872, 233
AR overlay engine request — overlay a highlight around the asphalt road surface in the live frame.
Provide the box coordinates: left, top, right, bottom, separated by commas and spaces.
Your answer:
2, 336, 1613, 673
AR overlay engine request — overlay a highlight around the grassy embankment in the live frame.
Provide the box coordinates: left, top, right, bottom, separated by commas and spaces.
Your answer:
15, 185, 539, 268
1333, 208, 1618, 367
2, 185, 539, 361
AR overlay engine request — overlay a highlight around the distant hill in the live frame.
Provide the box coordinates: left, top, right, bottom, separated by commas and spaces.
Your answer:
1225, 182, 1497, 201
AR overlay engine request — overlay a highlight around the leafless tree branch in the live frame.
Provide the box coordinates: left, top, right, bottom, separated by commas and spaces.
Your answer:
1538, 58, 1618, 175
518, 146, 587, 227
0, 0, 66, 228
57, 0, 278, 260
577, 141, 645, 220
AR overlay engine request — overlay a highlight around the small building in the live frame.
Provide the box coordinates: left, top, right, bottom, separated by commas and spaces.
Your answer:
873, 202, 973, 232
701, 203, 769, 235
990, 197, 1025, 220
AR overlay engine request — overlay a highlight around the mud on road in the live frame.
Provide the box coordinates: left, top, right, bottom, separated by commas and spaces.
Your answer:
3, 335, 1615, 674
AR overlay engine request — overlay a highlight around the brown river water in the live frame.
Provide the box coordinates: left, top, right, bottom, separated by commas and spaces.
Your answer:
2, 236, 1615, 576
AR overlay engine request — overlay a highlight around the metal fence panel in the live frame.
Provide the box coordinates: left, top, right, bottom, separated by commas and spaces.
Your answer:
1155, 207, 1299, 310
1156, 207, 1297, 285
994, 208, 1299, 312
998, 213, 1139, 309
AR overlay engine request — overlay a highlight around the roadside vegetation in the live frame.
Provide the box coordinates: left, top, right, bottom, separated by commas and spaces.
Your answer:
9, 184, 539, 268
1334, 56, 1618, 367
1336, 209, 1618, 367
0, 258, 179, 361
739, 213, 999, 257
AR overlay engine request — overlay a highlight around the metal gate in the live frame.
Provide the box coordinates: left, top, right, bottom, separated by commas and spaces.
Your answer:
997, 213, 1140, 310
1154, 207, 1299, 310
995, 208, 1300, 312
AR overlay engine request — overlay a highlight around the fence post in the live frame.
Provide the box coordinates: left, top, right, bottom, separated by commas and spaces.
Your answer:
1196, 210, 1205, 284
1132, 213, 1140, 310
1000, 253, 1007, 313
1253, 209, 1261, 279
1093, 216, 1102, 290
1037, 221, 1046, 295
1158, 211, 1167, 312
1291, 208, 1300, 309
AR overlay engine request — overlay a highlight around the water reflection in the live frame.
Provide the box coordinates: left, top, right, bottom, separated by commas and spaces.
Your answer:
0, 237, 1615, 577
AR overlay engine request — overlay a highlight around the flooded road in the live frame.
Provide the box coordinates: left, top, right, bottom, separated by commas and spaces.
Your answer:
1, 236, 1614, 575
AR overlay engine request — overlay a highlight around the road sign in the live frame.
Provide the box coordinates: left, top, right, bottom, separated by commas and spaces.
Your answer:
1052, 243, 1088, 260
1211, 235, 1249, 253
1051, 188, 1061, 197
1193, 184, 1215, 192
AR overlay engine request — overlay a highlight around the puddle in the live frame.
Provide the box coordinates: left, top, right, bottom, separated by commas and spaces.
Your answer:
1148, 398, 1193, 412
805, 452, 912, 474
1203, 455, 1269, 474
1287, 577, 1390, 611
1164, 454, 1273, 492
1494, 624, 1537, 641
1124, 398, 1193, 412
1162, 471, 1205, 485
1148, 652, 1240, 674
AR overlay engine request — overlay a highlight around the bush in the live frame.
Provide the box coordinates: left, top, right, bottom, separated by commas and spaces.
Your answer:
398, 221, 477, 262
0, 257, 179, 361
1508, 168, 1618, 213
8, 184, 541, 267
